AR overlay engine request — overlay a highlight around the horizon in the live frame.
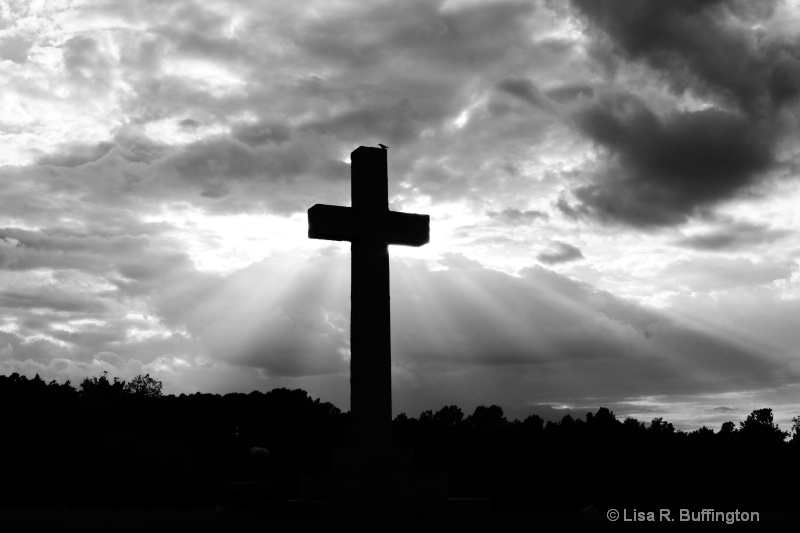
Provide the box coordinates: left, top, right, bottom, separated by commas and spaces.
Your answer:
4, 368, 796, 435
2, 0, 800, 434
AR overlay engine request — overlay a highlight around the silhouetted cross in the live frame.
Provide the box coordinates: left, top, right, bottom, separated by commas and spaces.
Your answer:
308, 146, 429, 447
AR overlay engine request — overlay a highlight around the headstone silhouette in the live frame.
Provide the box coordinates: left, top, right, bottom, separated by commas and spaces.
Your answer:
308, 146, 429, 453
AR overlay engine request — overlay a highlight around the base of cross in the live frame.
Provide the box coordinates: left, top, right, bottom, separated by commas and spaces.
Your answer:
298, 469, 448, 501
293, 445, 489, 520
330, 444, 415, 472
300, 445, 446, 502
283, 496, 491, 521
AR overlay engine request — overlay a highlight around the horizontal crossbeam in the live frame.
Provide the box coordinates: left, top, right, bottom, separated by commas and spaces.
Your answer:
387, 211, 429, 247
308, 204, 429, 247
308, 204, 357, 242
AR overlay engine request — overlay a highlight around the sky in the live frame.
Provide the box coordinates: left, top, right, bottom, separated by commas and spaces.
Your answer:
1, 0, 800, 431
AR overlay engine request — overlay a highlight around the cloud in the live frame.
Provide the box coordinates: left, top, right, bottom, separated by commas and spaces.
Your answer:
0, 225, 191, 281
62, 35, 115, 92
497, 77, 558, 115
37, 142, 116, 168
544, 83, 595, 104
572, 0, 799, 114
0, 287, 108, 315
148, 255, 352, 378
660, 256, 793, 292
179, 119, 200, 129
486, 208, 548, 225
231, 120, 291, 147
0, 34, 34, 63
301, 102, 432, 147
674, 221, 791, 250
297, 0, 537, 73
571, 92, 774, 227
438, 252, 483, 270
151, 132, 354, 215
537, 241, 584, 264
566, 0, 800, 227
120, 247, 786, 405
388, 258, 788, 411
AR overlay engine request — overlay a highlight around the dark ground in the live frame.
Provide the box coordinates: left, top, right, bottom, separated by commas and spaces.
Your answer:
3, 507, 800, 533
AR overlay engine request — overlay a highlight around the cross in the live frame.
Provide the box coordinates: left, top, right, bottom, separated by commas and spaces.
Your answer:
308, 146, 429, 448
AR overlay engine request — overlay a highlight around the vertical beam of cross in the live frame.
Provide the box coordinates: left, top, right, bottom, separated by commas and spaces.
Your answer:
308, 146, 429, 448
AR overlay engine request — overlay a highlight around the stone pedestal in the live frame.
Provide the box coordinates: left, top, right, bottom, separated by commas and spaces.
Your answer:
330, 445, 414, 472
300, 445, 448, 503
298, 470, 449, 502
296, 444, 452, 519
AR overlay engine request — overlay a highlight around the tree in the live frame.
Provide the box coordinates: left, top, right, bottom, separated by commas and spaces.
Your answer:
622, 417, 646, 432
690, 426, 715, 442
739, 408, 788, 445
586, 407, 619, 428
522, 414, 544, 432
791, 416, 800, 444
467, 405, 507, 431
80, 371, 126, 399
433, 405, 464, 427
419, 409, 434, 423
124, 374, 163, 398
648, 417, 675, 434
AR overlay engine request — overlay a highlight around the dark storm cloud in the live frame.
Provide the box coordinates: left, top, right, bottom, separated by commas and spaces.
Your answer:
537, 241, 584, 264
497, 77, 557, 114
486, 208, 548, 225
572, 92, 774, 226
572, 0, 799, 114
151, 132, 353, 214
567, 0, 800, 227
675, 221, 791, 250
167, 137, 280, 181
149, 3, 250, 63
544, 83, 595, 104
290, 0, 541, 163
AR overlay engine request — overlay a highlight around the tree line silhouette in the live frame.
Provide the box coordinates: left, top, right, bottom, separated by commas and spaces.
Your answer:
1, 371, 798, 512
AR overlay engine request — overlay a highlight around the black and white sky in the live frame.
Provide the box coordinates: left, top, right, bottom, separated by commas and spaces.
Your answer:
2, 0, 800, 429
